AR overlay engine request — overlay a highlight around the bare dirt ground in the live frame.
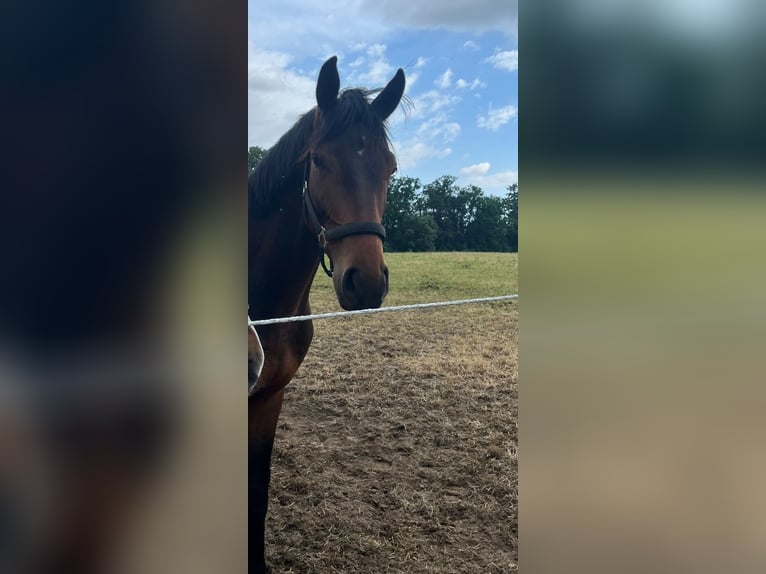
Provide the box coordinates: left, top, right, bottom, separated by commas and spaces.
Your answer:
266, 294, 518, 573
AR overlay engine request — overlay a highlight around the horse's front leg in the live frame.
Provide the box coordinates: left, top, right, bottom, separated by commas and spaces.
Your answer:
249, 389, 285, 574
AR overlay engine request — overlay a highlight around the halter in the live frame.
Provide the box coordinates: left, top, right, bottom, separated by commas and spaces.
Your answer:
302, 162, 386, 278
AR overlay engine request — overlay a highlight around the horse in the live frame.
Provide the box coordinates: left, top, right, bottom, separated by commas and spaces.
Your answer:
248, 55, 405, 572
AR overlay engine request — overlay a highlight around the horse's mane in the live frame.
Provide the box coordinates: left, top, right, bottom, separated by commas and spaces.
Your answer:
248, 111, 313, 218
249, 88, 392, 217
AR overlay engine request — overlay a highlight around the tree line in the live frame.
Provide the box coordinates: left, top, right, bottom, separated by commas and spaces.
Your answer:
249, 146, 518, 253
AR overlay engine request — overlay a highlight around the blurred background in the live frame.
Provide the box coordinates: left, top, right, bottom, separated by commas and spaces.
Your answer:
1, 1, 247, 572
521, 1, 766, 573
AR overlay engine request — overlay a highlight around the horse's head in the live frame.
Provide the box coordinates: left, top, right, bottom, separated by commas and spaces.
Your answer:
305, 56, 405, 311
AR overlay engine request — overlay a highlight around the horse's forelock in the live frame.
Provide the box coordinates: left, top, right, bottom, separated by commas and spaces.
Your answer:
312, 88, 391, 148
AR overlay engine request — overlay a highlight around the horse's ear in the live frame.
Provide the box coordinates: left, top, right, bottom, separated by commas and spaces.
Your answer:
316, 56, 340, 111
371, 68, 405, 120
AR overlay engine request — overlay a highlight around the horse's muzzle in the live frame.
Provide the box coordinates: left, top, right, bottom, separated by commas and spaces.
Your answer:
338, 264, 389, 310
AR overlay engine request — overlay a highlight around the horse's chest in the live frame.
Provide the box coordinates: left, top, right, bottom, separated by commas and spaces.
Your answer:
250, 322, 313, 398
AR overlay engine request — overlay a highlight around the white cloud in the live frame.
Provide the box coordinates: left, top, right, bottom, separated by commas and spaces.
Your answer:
485, 49, 518, 72
248, 1, 390, 57
414, 56, 427, 68
459, 162, 491, 176
435, 68, 454, 89
367, 43, 387, 58
392, 141, 452, 170
456, 77, 486, 90
408, 90, 461, 119
343, 44, 400, 87
459, 169, 518, 194
457, 163, 518, 194
248, 0, 516, 64
477, 104, 517, 131
389, 91, 462, 170
417, 115, 461, 143
404, 71, 420, 92
463, 40, 480, 51
356, 0, 518, 36
388, 87, 462, 169
248, 46, 315, 148
437, 123, 461, 142
356, 59, 396, 86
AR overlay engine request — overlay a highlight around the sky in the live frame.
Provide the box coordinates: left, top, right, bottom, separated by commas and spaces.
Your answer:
248, 0, 518, 196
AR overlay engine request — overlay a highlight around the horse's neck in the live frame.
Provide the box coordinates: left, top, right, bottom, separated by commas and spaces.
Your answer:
249, 199, 320, 320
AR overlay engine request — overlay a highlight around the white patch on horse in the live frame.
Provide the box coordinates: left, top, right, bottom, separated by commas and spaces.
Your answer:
356, 135, 366, 157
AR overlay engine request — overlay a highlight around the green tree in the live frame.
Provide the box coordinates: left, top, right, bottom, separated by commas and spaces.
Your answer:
457, 184, 484, 238
421, 175, 465, 251
248, 146, 266, 172
466, 195, 508, 251
502, 183, 519, 252
395, 213, 439, 251
383, 176, 419, 249
383, 176, 439, 251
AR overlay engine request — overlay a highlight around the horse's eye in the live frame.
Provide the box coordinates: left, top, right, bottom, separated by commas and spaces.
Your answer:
392, 163, 398, 175
311, 153, 323, 169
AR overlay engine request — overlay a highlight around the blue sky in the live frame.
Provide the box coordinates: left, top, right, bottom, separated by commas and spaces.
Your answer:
248, 0, 518, 196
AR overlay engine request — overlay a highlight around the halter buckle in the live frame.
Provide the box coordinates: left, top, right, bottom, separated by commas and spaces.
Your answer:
318, 226, 328, 248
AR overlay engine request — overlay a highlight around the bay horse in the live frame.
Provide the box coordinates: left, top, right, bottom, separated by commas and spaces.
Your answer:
248, 56, 405, 572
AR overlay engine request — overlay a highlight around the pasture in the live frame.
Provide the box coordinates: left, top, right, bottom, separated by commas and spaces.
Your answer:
266, 252, 518, 573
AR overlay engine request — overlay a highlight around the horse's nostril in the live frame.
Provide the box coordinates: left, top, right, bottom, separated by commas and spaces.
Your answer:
383, 265, 389, 286
342, 267, 358, 295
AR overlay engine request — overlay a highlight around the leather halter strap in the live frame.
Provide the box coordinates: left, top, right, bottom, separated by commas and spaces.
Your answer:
302, 168, 386, 278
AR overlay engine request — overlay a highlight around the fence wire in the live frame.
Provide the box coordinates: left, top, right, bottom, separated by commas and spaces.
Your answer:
248, 294, 518, 327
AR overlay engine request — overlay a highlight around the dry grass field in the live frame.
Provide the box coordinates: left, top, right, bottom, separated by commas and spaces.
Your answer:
266, 252, 518, 573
